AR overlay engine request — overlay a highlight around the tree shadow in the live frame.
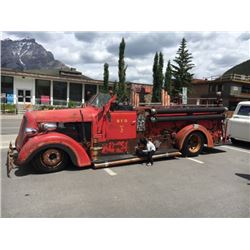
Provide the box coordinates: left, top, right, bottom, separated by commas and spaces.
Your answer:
230, 141, 250, 150
235, 173, 250, 181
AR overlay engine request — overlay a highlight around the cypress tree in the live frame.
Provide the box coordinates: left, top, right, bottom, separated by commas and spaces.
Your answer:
152, 52, 159, 102
158, 51, 164, 89
152, 52, 164, 102
113, 80, 118, 93
117, 37, 128, 101
101, 62, 109, 93
172, 38, 194, 96
164, 60, 173, 96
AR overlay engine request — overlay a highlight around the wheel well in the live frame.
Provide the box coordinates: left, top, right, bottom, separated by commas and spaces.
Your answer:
25, 144, 78, 166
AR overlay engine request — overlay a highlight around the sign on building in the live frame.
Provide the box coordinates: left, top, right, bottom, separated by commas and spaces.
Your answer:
182, 87, 187, 105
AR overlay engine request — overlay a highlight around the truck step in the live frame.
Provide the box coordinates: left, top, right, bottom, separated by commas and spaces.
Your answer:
93, 151, 182, 169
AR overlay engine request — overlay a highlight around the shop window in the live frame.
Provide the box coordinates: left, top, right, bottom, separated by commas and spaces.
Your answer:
70, 82, 82, 104
241, 86, 250, 94
35, 79, 50, 104
85, 84, 97, 102
1, 76, 14, 103
53, 81, 67, 105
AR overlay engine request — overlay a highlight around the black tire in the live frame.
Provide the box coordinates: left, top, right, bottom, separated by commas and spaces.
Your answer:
32, 148, 69, 173
181, 132, 205, 157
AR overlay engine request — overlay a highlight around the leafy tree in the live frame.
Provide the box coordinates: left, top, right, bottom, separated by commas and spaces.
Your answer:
164, 60, 173, 96
100, 62, 109, 93
117, 37, 128, 101
172, 38, 194, 96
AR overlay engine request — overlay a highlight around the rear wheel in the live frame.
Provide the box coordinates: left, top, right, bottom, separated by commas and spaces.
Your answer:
32, 148, 69, 173
181, 132, 205, 157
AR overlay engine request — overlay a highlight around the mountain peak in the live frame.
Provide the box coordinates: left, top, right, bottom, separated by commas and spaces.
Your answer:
20, 38, 36, 43
1, 38, 68, 70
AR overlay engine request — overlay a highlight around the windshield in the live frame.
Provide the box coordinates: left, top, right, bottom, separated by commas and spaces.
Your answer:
88, 93, 111, 108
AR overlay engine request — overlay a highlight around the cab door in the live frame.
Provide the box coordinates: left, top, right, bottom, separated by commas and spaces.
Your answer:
101, 111, 137, 155
106, 111, 137, 140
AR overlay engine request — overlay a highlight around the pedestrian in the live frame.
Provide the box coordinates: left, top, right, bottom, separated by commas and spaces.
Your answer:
137, 137, 156, 166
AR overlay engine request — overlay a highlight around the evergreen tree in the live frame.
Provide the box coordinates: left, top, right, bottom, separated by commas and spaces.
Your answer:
172, 38, 194, 96
164, 60, 173, 96
152, 52, 164, 102
152, 52, 159, 102
117, 37, 128, 101
101, 62, 109, 93
158, 51, 164, 89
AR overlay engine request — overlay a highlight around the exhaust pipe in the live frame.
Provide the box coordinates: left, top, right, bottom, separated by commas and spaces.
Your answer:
94, 151, 182, 169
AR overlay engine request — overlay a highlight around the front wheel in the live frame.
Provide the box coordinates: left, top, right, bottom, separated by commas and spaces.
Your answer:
181, 132, 205, 157
32, 148, 69, 173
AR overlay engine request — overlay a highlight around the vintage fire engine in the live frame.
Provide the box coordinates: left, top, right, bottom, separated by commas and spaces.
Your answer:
7, 93, 227, 176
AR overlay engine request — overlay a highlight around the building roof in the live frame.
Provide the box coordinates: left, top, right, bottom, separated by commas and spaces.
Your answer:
1, 67, 152, 87
1, 67, 105, 85
192, 79, 209, 84
223, 59, 250, 76
191, 75, 250, 85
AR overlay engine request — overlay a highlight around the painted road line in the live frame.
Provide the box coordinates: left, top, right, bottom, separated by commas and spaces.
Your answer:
220, 145, 250, 154
103, 168, 117, 176
186, 157, 205, 164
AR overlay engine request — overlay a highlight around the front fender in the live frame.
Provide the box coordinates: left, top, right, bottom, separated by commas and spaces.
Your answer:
15, 132, 91, 167
176, 124, 214, 150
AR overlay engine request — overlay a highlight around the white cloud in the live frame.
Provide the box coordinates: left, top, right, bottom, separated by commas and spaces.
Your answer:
1, 31, 250, 82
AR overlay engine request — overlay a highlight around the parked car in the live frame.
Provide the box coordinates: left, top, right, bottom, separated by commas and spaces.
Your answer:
227, 101, 250, 143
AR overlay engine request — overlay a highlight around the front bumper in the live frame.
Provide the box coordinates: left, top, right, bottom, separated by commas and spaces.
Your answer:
6, 142, 18, 178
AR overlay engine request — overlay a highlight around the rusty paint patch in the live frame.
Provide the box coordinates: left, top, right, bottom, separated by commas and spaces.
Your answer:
102, 140, 128, 154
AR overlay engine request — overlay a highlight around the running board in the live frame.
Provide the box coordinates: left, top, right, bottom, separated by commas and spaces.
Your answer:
93, 151, 182, 169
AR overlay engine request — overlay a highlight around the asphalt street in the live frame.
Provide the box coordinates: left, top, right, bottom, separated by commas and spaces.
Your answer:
1, 116, 250, 217
1, 116, 22, 135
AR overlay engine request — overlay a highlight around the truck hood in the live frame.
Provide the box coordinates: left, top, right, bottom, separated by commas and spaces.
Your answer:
29, 106, 100, 123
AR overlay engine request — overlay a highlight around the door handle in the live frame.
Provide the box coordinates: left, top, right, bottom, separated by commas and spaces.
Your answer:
131, 120, 136, 125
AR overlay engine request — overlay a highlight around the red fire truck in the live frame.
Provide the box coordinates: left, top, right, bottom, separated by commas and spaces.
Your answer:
7, 93, 227, 176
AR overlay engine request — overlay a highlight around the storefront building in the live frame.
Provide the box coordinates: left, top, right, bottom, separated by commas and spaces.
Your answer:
1, 68, 103, 106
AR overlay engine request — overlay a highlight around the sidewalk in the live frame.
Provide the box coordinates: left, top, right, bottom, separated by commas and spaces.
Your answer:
0, 134, 17, 149
0, 114, 23, 119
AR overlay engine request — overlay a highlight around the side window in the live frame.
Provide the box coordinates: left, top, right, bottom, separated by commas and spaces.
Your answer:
237, 105, 250, 116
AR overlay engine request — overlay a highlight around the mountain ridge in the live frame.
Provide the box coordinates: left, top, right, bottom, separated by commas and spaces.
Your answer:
1, 38, 68, 70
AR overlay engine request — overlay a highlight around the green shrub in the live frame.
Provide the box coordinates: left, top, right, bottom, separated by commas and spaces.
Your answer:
1, 103, 16, 113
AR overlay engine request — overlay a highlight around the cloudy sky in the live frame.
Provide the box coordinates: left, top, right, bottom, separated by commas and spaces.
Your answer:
2, 31, 250, 83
